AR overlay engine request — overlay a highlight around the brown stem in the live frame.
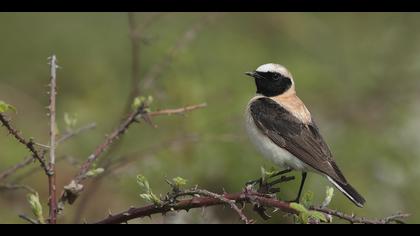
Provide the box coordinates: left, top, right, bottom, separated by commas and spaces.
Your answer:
47, 54, 58, 224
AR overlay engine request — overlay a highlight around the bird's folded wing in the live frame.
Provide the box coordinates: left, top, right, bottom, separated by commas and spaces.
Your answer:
250, 97, 347, 184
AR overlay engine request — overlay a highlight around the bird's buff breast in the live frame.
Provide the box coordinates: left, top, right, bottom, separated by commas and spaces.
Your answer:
245, 105, 309, 171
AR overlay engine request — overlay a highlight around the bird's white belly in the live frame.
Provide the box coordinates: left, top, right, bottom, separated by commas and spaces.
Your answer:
245, 109, 310, 171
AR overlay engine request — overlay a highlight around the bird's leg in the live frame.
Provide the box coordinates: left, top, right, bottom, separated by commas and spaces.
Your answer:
268, 168, 293, 179
291, 172, 307, 203
246, 168, 293, 187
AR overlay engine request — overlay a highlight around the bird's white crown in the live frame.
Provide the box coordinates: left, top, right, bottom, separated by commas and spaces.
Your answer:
256, 63, 292, 79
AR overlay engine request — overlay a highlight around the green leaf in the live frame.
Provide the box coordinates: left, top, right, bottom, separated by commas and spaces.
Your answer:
137, 175, 150, 191
308, 211, 328, 222
301, 191, 314, 208
136, 174, 162, 206
172, 177, 188, 188
85, 168, 104, 178
291, 202, 312, 224
146, 95, 154, 105
290, 202, 308, 214
27, 192, 45, 224
149, 192, 162, 205
132, 96, 154, 111
322, 186, 334, 208
132, 97, 143, 110
64, 113, 78, 129
300, 212, 310, 224
260, 166, 277, 182
139, 193, 153, 202
0, 100, 16, 113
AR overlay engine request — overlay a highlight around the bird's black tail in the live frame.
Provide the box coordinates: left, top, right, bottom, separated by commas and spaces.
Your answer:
326, 176, 366, 208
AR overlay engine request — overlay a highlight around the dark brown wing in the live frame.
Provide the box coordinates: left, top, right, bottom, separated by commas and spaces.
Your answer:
249, 97, 347, 184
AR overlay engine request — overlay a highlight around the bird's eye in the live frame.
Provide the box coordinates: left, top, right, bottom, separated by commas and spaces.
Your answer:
272, 74, 280, 81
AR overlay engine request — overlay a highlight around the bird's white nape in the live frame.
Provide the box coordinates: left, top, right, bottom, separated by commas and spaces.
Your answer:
256, 63, 292, 79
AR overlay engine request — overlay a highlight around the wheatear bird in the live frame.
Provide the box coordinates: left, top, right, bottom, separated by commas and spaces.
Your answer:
244, 63, 365, 207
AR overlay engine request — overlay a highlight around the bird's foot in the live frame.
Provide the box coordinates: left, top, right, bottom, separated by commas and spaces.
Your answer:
258, 175, 295, 194
246, 168, 293, 186
246, 169, 295, 194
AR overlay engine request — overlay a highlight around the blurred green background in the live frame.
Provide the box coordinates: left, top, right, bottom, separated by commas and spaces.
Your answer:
0, 12, 419, 224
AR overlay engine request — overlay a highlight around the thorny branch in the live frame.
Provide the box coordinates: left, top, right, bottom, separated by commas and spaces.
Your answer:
176, 189, 253, 224
94, 185, 296, 224
0, 114, 49, 175
311, 207, 410, 224
58, 102, 207, 209
47, 54, 58, 224
95, 183, 409, 225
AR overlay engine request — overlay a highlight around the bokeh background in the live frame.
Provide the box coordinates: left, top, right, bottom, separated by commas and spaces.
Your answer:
0, 12, 419, 224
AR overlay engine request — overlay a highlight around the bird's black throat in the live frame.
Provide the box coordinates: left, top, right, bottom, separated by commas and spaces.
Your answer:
254, 71, 292, 97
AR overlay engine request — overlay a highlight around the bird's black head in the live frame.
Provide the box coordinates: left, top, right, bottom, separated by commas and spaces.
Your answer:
245, 63, 293, 97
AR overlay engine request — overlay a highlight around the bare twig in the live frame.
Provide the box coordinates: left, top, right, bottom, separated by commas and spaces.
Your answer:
0, 157, 33, 182
57, 123, 97, 144
0, 123, 96, 183
47, 54, 58, 224
148, 103, 207, 117
0, 183, 36, 193
311, 207, 409, 224
0, 114, 49, 174
19, 214, 39, 224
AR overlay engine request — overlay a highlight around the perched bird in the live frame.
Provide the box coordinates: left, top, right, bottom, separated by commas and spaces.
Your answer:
244, 63, 365, 207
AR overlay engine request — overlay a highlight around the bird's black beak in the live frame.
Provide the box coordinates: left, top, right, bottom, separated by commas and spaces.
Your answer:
245, 71, 256, 78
